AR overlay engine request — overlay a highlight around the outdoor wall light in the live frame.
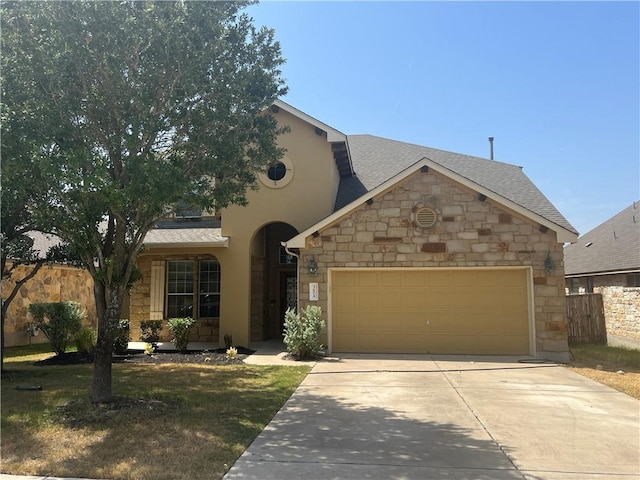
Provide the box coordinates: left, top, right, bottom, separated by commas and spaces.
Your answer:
308, 257, 318, 276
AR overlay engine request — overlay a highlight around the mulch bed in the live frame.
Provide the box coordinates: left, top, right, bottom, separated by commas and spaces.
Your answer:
34, 347, 255, 366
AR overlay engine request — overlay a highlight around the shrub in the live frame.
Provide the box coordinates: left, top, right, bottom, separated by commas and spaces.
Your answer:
113, 319, 131, 354
226, 346, 238, 358
140, 320, 163, 344
283, 305, 325, 360
29, 302, 85, 355
167, 317, 196, 352
75, 326, 97, 355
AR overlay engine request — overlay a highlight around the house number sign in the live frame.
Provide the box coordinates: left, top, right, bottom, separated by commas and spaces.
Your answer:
309, 283, 319, 301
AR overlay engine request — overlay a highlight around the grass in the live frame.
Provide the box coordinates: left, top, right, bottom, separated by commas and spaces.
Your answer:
569, 344, 640, 399
1, 345, 310, 480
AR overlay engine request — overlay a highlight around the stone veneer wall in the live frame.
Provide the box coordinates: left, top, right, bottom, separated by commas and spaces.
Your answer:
2, 263, 97, 347
298, 169, 569, 360
593, 276, 640, 340
131, 254, 220, 343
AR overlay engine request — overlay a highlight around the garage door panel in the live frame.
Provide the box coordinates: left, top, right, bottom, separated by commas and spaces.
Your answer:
331, 269, 530, 355
355, 271, 378, 287
355, 291, 380, 309
402, 270, 427, 287
333, 290, 356, 310
380, 270, 403, 287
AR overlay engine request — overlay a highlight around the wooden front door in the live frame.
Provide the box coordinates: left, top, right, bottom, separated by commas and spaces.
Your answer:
279, 271, 297, 335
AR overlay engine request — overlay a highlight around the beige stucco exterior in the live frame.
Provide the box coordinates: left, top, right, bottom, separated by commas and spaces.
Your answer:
130, 107, 342, 345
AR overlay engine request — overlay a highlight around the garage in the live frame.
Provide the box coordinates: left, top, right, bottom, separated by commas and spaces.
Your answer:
330, 268, 532, 355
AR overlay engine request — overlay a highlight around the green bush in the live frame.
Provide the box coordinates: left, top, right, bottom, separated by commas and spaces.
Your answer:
167, 317, 196, 352
75, 326, 97, 355
139, 320, 163, 344
283, 305, 325, 360
113, 319, 131, 354
29, 302, 85, 355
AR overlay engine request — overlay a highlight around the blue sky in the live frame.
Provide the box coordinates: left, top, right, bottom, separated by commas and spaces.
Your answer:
246, 1, 639, 237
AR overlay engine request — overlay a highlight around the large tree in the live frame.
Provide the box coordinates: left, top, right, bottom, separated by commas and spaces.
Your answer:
1, 1, 287, 402
1, 38, 60, 374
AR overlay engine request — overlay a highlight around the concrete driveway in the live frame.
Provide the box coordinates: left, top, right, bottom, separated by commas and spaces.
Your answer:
225, 355, 639, 480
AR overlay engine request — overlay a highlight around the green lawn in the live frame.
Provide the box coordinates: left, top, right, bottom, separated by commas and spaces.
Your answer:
1, 345, 310, 480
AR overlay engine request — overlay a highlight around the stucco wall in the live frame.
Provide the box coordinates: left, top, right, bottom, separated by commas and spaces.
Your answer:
297, 168, 569, 360
2, 263, 97, 347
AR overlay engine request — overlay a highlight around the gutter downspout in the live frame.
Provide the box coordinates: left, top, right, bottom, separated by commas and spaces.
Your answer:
281, 241, 300, 313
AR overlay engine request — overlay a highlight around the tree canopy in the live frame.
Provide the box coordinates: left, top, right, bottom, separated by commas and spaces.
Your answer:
1, 0, 288, 401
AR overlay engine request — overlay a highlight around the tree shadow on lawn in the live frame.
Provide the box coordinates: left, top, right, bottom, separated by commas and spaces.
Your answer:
1, 363, 306, 480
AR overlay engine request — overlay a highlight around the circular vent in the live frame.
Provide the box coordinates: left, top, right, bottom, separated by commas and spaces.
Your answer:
415, 207, 437, 228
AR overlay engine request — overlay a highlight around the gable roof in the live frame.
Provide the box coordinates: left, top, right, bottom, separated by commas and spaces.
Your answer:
337, 135, 576, 235
564, 201, 640, 277
287, 152, 578, 247
290, 134, 577, 247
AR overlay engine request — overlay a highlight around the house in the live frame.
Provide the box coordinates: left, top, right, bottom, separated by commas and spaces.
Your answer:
129, 100, 578, 361
564, 201, 640, 340
1, 232, 98, 347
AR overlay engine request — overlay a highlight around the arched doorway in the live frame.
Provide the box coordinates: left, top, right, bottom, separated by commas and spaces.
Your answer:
250, 222, 298, 342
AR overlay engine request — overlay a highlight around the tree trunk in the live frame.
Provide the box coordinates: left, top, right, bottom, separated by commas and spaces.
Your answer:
1, 261, 43, 374
1, 308, 6, 375
91, 283, 123, 403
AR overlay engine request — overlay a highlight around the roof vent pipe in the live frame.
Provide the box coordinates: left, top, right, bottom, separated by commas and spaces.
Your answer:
488, 137, 494, 160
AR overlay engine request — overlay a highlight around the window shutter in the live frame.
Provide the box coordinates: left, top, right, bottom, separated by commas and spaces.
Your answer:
150, 261, 165, 320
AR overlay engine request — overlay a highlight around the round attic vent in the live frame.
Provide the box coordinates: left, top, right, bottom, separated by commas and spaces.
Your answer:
415, 207, 437, 228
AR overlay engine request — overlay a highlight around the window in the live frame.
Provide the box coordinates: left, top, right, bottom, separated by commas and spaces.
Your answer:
267, 162, 287, 181
166, 259, 220, 318
199, 260, 221, 317
627, 273, 640, 287
258, 156, 294, 188
175, 200, 202, 219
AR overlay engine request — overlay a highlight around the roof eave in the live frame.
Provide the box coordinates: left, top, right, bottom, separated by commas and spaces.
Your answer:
143, 239, 229, 249
272, 99, 347, 143
286, 157, 578, 248
565, 268, 640, 278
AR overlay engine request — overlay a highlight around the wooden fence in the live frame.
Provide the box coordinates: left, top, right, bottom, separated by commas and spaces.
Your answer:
565, 294, 607, 345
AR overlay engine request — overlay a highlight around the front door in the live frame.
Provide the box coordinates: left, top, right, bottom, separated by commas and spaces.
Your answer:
279, 271, 297, 335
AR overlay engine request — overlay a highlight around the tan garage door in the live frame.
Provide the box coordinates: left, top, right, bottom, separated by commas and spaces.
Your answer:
331, 268, 530, 354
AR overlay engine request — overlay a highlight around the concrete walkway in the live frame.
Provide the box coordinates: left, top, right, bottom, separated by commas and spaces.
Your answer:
224, 354, 640, 480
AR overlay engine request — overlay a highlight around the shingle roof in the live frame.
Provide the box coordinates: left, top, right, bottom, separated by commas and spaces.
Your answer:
564, 201, 640, 276
336, 134, 577, 235
143, 228, 228, 247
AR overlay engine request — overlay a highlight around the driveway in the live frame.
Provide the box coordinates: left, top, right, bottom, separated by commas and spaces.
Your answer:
225, 355, 640, 480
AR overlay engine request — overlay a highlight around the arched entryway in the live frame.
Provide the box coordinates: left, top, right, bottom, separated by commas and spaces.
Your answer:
250, 222, 298, 342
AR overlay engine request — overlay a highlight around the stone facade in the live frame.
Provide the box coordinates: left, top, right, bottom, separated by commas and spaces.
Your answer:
131, 254, 220, 343
565, 273, 640, 340
2, 263, 97, 347
298, 169, 569, 360
596, 284, 640, 340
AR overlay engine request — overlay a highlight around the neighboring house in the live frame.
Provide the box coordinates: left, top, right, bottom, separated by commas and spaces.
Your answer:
2, 232, 98, 347
130, 100, 578, 361
564, 201, 640, 340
